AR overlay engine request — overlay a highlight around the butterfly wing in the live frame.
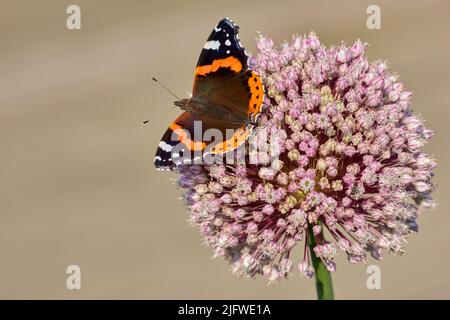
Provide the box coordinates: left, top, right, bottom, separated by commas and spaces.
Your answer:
154, 110, 243, 170
194, 17, 248, 76
154, 112, 206, 171
192, 18, 264, 154
194, 67, 264, 123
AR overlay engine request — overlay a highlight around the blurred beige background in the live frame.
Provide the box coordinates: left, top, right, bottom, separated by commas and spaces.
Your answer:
0, 0, 449, 299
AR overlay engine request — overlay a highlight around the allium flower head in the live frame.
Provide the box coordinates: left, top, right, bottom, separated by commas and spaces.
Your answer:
176, 32, 436, 283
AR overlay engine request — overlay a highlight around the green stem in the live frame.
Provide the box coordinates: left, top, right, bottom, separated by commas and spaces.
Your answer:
307, 224, 334, 300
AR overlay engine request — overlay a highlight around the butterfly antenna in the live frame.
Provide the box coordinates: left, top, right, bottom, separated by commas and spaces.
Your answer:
151, 76, 181, 100
142, 77, 181, 125
142, 105, 177, 125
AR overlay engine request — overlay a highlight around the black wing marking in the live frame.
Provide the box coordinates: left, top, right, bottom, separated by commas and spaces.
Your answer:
154, 112, 205, 171
196, 17, 248, 71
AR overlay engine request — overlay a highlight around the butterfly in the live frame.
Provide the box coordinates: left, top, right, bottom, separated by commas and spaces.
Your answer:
154, 17, 264, 171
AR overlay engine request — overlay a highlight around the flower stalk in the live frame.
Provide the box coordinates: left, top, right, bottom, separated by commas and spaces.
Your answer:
307, 224, 334, 300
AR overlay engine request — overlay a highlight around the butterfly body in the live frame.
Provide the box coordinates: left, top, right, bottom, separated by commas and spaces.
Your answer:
154, 18, 264, 171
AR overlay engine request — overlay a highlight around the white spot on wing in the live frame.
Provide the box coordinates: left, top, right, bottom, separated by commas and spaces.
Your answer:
158, 141, 173, 152
204, 40, 221, 50
225, 39, 231, 46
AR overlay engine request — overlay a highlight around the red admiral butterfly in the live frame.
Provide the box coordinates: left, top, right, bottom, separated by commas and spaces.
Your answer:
154, 17, 264, 171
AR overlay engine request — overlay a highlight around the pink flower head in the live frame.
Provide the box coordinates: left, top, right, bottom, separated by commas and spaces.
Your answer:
175, 33, 436, 284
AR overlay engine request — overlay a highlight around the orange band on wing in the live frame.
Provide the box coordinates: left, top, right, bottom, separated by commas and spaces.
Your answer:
247, 71, 264, 118
170, 123, 206, 151
195, 56, 243, 76
210, 126, 250, 155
